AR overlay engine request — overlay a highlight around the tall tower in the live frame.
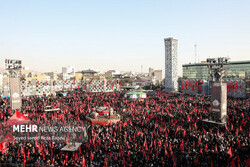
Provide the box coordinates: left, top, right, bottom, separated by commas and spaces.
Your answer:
165, 37, 178, 92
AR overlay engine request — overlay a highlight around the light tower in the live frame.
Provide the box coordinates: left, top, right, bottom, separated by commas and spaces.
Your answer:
164, 37, 178, 92
5, 59, 22, 110
205, 57, 230, 124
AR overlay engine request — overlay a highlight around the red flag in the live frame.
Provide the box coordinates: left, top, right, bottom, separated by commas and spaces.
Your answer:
237, 139, 241, 150
104, 156, 107, 167
231, 158, 235, 167
164, 147, 167, 157
90, 151, 94, 161
195, 156, 199, 165
194, 122, 197, 129
81, 80, 83, 86
0, 142, 7, 152
175, 126, 179, 137
228, 147, 232, 158
143, 136, 147, 147
246, 158, 250, 166
205, 144, 208, 152
24, 153, 26, 164
180, 139, 184, 151
199, 148, 203, 154
82, 155, 85, 167
235, 82, 238, 89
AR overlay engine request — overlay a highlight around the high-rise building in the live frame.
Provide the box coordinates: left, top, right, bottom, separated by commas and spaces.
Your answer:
153, 70, 162, 81
165, 37, 178, 92
149, 68, 154, 77
62, 66, 75, 74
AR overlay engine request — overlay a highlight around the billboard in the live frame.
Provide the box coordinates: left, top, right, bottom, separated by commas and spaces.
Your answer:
211, 82, 227, 123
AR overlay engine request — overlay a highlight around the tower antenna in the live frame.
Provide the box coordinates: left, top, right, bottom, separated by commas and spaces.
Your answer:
194, 43, 197, 63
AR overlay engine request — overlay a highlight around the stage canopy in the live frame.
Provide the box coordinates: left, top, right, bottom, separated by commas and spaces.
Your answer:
124, 91, 147, 99
2, 111, 30, 126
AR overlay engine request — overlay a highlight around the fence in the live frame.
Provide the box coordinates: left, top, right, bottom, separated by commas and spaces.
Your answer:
0, 79, 120, 97
178, 79, 247, 98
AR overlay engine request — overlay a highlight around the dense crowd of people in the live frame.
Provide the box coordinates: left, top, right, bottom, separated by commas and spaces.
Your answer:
0, 91, 249, 166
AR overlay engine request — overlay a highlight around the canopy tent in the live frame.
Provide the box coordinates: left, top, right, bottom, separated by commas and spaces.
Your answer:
124, 91, 147, 99
135, 87, 146, 92
2, 111, 30, 126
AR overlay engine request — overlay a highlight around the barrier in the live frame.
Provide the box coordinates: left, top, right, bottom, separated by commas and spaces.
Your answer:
178, 79, 247, 98
1, 79, 120, 97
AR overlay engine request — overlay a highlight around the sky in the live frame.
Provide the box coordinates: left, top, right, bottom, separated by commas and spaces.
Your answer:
0, 0, 250, 76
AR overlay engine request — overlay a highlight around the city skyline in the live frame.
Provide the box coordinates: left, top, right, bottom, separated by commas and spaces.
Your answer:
0, 0, 250, 75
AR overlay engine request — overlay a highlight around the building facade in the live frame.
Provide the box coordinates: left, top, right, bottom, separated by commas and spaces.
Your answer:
183, 60, 250, 80
181, 60, 250, 98
165, 37, 178, 92
153, 70, 162, 82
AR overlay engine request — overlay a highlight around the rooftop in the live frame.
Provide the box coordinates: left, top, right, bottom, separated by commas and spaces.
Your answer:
183, 60, 250, 67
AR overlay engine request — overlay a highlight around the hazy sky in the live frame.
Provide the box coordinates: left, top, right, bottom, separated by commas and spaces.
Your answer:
0, 0, 249, 76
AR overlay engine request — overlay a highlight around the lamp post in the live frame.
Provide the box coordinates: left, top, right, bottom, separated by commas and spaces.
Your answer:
206, 57, 230, 124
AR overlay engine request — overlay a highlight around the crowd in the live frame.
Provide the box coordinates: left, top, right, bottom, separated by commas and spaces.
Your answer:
0, 91, 249, 167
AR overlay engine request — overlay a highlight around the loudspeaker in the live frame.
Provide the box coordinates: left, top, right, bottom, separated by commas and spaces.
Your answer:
211, 82, 227, 123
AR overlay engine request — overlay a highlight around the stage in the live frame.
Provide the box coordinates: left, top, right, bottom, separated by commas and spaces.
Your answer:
61, 142, 82, 152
